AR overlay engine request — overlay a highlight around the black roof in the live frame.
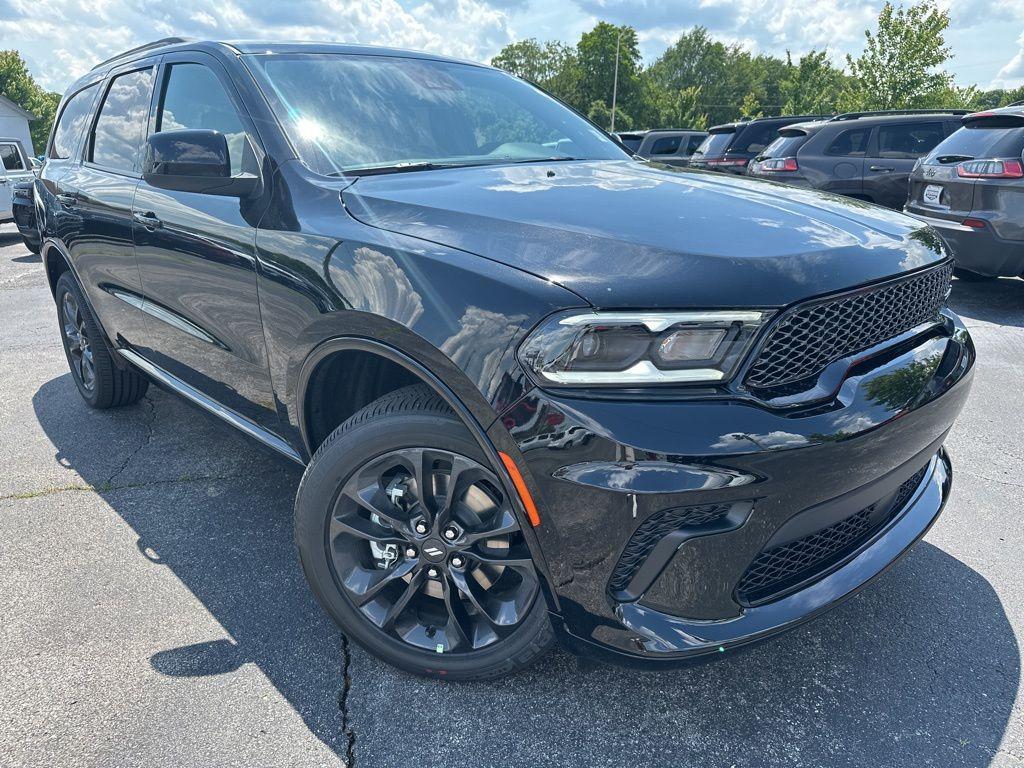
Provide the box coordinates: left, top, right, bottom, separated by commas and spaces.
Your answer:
707, 114, 827, 132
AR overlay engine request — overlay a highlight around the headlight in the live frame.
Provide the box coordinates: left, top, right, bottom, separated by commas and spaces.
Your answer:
518, 310, 770, 387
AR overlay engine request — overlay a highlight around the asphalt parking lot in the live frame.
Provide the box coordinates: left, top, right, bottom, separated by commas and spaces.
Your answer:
1, 221, 1023, 768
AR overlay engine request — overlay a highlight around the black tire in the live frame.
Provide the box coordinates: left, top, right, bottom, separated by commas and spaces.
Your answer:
55, 272, 149, 408
954, 267, 997, 282
294, 383, 554, 681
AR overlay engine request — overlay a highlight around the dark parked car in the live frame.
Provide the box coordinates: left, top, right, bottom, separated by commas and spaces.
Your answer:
37, 38, 973, 680
688, 115, 826, 174
747, 110, 967, 209
11, 181, 40, 253
904, 105, 1024, 279
626, 129, 708, 167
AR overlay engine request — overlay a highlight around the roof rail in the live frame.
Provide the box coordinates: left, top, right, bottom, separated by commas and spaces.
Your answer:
91, 37, 197, 71
829, 109, 971, 122
1008, 100, 1024, 107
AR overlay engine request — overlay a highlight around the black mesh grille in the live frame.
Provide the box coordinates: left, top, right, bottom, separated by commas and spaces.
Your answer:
608, 504, 732, 593
746, 263, 953, 390
736, 465, 929, 604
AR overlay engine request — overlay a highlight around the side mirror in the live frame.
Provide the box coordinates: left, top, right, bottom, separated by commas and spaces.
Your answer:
142, 129, 258, 197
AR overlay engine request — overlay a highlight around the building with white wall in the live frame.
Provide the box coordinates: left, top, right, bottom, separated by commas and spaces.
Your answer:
0, 94, 36, 156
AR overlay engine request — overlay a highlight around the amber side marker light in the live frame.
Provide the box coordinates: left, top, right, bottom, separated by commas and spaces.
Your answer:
498, 451, 542, 527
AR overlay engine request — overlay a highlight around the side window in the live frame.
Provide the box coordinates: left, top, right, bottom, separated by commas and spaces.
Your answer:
825, 128, 869, 157
687, 135, 704, 154
650, 135, 682, 155
49, 84, 100, 160
157, 64, 250, 176
91, 68, 155, 173
0, 143, 25, 171
875, 121, 945, 159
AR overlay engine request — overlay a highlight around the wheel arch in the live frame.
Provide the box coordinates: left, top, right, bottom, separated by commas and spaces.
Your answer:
295, 336, 559, 609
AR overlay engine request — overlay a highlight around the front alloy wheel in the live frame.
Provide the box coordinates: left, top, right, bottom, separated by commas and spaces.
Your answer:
295, 384, 554, 680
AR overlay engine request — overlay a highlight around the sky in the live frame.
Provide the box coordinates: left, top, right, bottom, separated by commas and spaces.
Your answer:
1, 0, 1023, 95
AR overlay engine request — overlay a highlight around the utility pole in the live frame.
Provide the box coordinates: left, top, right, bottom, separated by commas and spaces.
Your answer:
610, 28, 621, 133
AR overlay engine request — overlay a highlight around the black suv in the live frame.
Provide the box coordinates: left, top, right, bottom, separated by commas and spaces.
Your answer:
37, 39, 973, 680
618, 129, 708, 167
747, 110, 967, 208
904, 105, 1024, 279
688, 115, 826, 174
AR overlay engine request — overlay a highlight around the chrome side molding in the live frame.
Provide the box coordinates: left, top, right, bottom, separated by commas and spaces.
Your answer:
117, 348, 304, 465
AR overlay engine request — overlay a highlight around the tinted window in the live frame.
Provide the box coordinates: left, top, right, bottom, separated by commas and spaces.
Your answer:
650, 135, 682, 155
91, 68, 154, 173
157, 63, 248, 176
925, 124, 1024, 164
249, 54, 627, 174
686, 135, 704, 154
731, 122, 780, 154
760, 133, 809, 158
617, 135, 643, 152
875, 121, 944, 159
49, 84, 99, 160
693, 131, 735, 157
0, 143, 24, 171
826, 128, 869, 156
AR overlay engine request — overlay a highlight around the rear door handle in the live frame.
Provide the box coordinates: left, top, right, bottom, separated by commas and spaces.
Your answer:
57, 192, 79, 205
869, 165, 894, 172
133, 211, 162, 229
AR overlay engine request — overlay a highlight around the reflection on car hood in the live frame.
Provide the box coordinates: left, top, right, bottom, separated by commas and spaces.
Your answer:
341, 160, 946, 308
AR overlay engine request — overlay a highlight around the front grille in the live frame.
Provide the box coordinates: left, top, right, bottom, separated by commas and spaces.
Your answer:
736, 465, 929, 605
745, 263, 953, 390
608, 504, 732, 594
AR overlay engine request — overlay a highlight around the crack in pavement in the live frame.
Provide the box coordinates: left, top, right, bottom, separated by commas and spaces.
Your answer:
105, 394, 157, 487
339, 634, 357, 766
0, 472, 256, 501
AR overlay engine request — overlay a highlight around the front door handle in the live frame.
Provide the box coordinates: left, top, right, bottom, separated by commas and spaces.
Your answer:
56, 192, 79, 205
133, 211, 163, 229
869, 165, 894, 172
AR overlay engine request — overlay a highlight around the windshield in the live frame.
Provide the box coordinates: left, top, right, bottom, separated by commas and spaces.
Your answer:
924, 124, 1024, 164
246, 53, 628, 174
692, 130, 735, 158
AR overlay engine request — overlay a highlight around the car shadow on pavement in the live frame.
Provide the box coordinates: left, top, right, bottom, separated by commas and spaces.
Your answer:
33, 373, 1020, 767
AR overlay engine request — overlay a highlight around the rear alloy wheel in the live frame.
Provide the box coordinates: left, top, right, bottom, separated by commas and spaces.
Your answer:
54, 272, 149, 408
295, 384, 554, 680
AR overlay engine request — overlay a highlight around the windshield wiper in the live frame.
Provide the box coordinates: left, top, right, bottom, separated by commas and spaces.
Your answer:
338, 161, 457, 177
936, 154, 973, 165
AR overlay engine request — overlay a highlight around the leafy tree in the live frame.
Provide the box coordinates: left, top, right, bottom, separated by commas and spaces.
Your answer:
490, 39, 581, 106
587, 99, 633, 131
842, 1, 956, 111
636, 82, 707, 130
575, 23, 643, 122
780, 50, 846, 115
0, 50, 59, 154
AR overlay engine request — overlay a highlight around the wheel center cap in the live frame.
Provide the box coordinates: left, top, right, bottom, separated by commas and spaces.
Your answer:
421, 539, 447, 563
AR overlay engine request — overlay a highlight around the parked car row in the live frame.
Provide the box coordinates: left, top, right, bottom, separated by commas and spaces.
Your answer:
615, 128, 708, 166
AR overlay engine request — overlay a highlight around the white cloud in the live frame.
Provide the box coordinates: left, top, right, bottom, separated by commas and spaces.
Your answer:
0, 0, 515, 92
991, 29, 1024, 89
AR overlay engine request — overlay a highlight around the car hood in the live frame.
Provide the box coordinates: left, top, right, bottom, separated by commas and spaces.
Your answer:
341, 160, 947, 308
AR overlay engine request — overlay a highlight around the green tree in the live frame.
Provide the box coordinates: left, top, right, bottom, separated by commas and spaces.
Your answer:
780, 50, 846, 115
0, 50, 59, 154
842, 1, 956, 111
576, 23, 643, 122
490, 39, 581, 106
587, 99, 633, 131
636, 82, 707, 130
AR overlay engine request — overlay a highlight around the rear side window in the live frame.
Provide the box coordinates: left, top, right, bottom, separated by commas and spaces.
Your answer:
875, 121, 944, 159
49, 83, 100, 160
157, 63, 248, 176
650, 135, 682, 155
693, 131, 734, 157
925, 124, 1024, 164
617, 135, 643, 152
90, 68, 154, 173
731, 122, 780, 154
825, 128, 869, 156
686, 135, 704, 154
0, 143, 24, 170
761, 132, 809, 158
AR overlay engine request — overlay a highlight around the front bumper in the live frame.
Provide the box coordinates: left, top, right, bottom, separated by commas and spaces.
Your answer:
496, 310, 974, 664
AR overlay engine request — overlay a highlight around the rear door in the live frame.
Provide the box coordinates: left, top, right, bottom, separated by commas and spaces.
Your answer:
131, 51, 277, 431
811, 126, 869, 197
57, 62, 156, 346
0, 162, 9, 219
865, 120, 946, 208
0, 141, 31, 218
